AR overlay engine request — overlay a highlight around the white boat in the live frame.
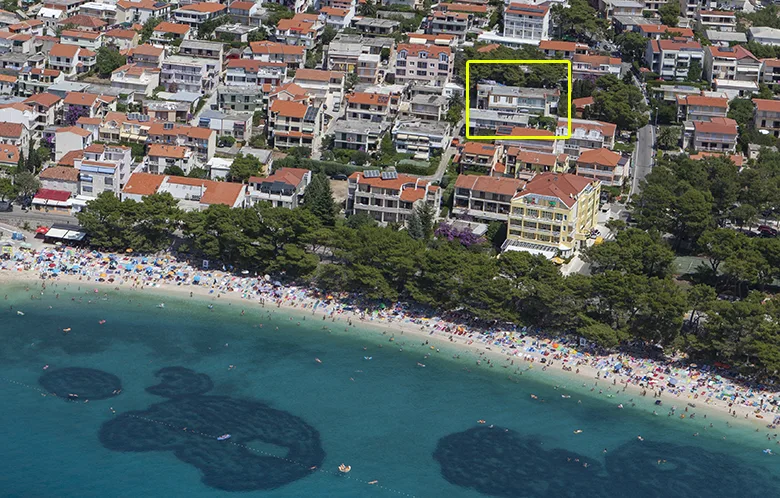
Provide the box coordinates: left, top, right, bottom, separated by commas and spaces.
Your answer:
217, 434, 231, 441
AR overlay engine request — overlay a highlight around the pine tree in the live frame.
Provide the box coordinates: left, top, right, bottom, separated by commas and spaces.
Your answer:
407, 202, 435, 240
305, 173, 337, 226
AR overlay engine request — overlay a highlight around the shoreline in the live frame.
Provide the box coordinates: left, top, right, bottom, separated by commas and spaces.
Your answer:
1, 265, 777, 437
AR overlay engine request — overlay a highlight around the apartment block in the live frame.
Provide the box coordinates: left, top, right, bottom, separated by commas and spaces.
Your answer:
691, 117, 738, 153
675, 94, 728, 122
645, 39, 704, 81
394, 43, 453, 87
704, 45, 760, 98
502, 2, 549, 43
268, 100, 318, 150
347, 170, 441, 224
453, 174, 525, 223
753, 99, 780, 137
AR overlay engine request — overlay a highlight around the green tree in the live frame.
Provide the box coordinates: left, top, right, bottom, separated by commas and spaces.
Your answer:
96, 46, 127, 77
359, 0, 377, 17
0, 177, 18, 201
728, 98, 755, 129
163, 165, 185, 177
140, 17, 162, 44
584, 228, 675, 278
13, 170, 40, 199
590, 75, 648, 131
305, 173, 337, 226
550, 0, 607, 42
227, 153, 261, 182
188, 167, 209, 179
685, 59, 702, 82
658, 1, 680, 26
616, 32, 647, 64
657, 126, 680, 150
579, 322, 623, 348
322, 25, 337, 45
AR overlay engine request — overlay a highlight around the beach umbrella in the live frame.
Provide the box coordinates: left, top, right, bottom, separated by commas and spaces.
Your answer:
126, 248, 133, 253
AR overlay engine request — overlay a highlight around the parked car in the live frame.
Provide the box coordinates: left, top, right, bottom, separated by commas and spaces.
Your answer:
758, 225, 778, 237
0, 200, 11, 212
332, 173, 348, 181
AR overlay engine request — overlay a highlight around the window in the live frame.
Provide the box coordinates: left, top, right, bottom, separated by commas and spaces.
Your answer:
104, 177, 113, 186
420, 51, 427, 59
82, 185, 93, 193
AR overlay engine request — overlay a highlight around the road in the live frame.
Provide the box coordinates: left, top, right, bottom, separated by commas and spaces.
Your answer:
189, 91, 218, 127
628, 124, 655, 204
0, 209, 79, 228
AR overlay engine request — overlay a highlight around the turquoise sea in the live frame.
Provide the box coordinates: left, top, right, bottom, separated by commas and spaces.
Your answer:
1, 281, 779, 498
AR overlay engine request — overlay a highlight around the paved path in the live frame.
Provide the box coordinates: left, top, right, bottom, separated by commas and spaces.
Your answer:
628, 124, 654, 203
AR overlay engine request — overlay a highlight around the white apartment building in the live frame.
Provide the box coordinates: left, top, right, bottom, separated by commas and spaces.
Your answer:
696, 10, 736, 32
502, 2, 550, 42
160, 55, 219, 94
110, 63, 160, 96
704, 45, 760, 99
645, 39, 704, 81
225, 59, 286, 87
394, 43, 453, 87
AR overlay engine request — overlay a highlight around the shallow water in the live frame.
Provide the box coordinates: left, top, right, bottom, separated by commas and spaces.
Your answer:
0, 282, 778, 498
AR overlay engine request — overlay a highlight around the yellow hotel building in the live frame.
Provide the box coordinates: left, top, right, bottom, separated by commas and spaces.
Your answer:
505, 173, 600, 257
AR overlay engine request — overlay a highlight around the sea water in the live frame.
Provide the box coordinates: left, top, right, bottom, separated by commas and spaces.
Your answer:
0, 282, 778, 498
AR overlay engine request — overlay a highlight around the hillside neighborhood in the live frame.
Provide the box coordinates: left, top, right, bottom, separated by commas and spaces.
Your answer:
0, 0, 776, 267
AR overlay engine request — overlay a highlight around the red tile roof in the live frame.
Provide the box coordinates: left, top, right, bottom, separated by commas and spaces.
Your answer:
154, 22, 190, 35
454, 174, 524, 196
178, 2, 227, 13
461, 142, 497, 156
0, 122, 23, 138
294, 68, 341, 82
122, 172, 165, 196
58, 15, 106, 29
148, 144, 187, 158
396, 43, 451, 57
508, 148, 558, 167
105, 28, 138, 39
754, 98, 780, 113
249, 41, 305, 56
56, 126, 92, 137
61, 29, 101, 40
518, 173, 595, 208
64, 92, 99, 106
689, 152, 743, 166
505, 2, 549, 16
677, 95, 729, 108
708, 45, 757, 60
347, 92, 390, 106
0, 144, 19, 164
577, 148, 621, 167
49, 43, 79, 58
693, 117, 738, 135
270, 99, 308, 119
250, 167, 308, 187
39, 165, 79, 182
130, 43, 164, 57
58, 150, 84, 167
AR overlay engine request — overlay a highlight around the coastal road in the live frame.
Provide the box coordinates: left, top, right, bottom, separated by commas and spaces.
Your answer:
627, 124, 655, 204
0, 210, 79, 228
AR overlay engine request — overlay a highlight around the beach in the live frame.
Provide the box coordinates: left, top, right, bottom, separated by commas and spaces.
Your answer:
2, 244, 779, 432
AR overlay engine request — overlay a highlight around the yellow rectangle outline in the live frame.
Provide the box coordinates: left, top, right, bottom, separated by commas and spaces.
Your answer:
465, 59, 572, 141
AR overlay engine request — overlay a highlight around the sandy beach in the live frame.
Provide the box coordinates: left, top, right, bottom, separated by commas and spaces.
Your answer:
2, 246, 779, 435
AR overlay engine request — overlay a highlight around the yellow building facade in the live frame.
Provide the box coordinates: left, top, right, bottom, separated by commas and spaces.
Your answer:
506, 173, 600, 256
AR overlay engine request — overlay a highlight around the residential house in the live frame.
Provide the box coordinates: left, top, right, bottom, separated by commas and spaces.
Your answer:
395, 43, 453, 87
427, 11, 470, 42
217, 84, 263, 112
73, 143, 134, 201
173, 2, 227, 27
55, 14, 106, 32
110, 64, 160, 96
275, 13, 323, 49
122, 172, 245, 211
557, 118, 617, 158
505, 172, 600, 257
225, 58, 286, 87
476, 84, 558, 116
23, 92, 62, 128
405, 93, 448, 121
319, 6, 354, 30
143, 101, 190, 122
60, 29, 103, 52
151, 22, 192, 45
760, 58, 780, 85
48, 43, 95, 76
198, 109, 251, 141
268, 100, 318, 149
697, 10, 736, 32
645, 39, 704, 81
0, 31, 35, 54
246, 167, 311, 208
9, 19, 44, 36
63, 92, 116, 122
78, 2, 117, 24
691, 117, 738, 153
753, 99, 780, 137
325, 33, 392, 82
704, 45, 760, 99
332, 119, 387, 152
243, 41, 305, 69
353, 18, 400, 37
214, 23, 259, 43
292, 68, 344, 107
675, 94, 728, 122
116, 0, 171, 25
347, 170, 441, 223
160, 55, 219, 94
501, 2, 549, 43
179, 39, 224, 62
97, 111, 156, 144
749, 26, 780, 47
503, 147, 566, 180
496, 127, 557, 155
575, 148, 628, 187
146, 144, 194, 175
453, 175, 525, 223
39, 165, 79, 195
539, 40, 588, 59
435, 3, 489, 28
103, 28, 139, 51
0, 102, 39, 135
44, 0, 87, 19
572, 54, 622, 80
391, 119, 449, 159
54, 126, 92, 161
127, 44, 165, 68
345, 91, 396, 122
38, 7, 64, 36
598, 0, 643, 17
146, 122, 217, 163
457, 142, 501, 174
636, 24, 694, 40
227, 1, 264, 27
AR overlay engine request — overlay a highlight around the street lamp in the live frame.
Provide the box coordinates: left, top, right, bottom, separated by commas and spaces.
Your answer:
654, 106, 658, 127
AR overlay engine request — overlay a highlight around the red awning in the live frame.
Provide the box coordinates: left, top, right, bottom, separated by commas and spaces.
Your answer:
36, 226, 49, 234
